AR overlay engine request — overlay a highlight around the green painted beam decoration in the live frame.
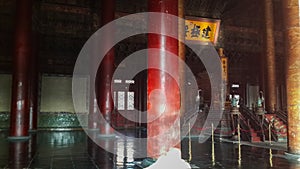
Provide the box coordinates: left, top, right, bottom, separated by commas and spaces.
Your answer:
38, 112, 87, 128
0, 112, 87, 129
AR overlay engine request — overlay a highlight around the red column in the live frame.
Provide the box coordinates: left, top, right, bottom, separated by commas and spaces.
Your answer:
147, 0, 180, 158
28, 32, 39, 132
283, 0, 300, 155
9, 0, 32, 139
96, 0, 115, 135
264, 0, 277, 112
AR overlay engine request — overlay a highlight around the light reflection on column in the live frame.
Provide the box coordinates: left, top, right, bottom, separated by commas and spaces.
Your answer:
87, 132, 116, 169
97, 138, 115, 169
115, 138, 135, 168
9, 141, 28, 169
8, 136, 36, 169
87, 137, 98, 161
28, 133, 37, 160
87, 129, 147, 168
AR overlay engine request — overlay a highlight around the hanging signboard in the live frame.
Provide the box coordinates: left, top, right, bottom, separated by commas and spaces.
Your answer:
185, 17, 220, 45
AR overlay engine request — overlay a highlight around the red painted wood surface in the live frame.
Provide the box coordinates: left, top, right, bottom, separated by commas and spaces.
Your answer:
96, 0, 115, 134
147, 0, 181, 158
10, 0, 33, 137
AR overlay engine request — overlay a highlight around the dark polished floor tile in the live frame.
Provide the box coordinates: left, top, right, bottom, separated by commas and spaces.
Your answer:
0, 130, 297, 169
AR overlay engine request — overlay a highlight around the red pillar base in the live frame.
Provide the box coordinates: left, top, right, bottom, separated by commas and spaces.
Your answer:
98, 134, 116, 138
28, 129, 37, 133
7, 136, 30, 141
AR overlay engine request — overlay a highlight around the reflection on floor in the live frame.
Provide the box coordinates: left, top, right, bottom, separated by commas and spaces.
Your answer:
0, 130, 299, 169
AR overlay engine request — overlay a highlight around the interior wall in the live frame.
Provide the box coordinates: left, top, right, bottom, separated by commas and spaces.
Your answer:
0, 74, 11, 128
0, 74, 89, 113
0, 74, 89, 128
0, 74, 11, 112
38, 75, 88, 128
41, 75, 81, 113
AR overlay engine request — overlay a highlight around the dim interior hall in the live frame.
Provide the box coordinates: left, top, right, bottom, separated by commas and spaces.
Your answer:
0, 0, 299, 168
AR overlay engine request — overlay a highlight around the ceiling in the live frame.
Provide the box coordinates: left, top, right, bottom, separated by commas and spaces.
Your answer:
0, 0, 285, 84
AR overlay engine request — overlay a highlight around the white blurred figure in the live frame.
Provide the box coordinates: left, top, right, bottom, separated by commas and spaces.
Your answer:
145, 148, 191, 169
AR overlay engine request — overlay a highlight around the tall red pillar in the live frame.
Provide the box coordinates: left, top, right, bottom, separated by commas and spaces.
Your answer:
283, 0, 300, 156
9, 0, 32, 139
263, 0, 277, 112
96, 0, 115, 135
147, 0, 180, 158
